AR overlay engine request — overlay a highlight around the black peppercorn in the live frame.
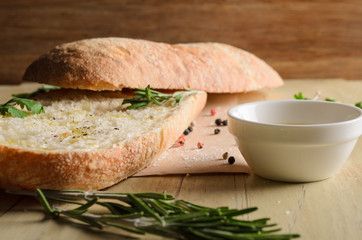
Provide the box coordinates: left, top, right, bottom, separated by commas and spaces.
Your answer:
228, 156, 235, 165
215, 118, 222, 126
222, 120, 228, 126
188, 126, 193, 132
214, 128, 220, 134
183, 129, 190, 135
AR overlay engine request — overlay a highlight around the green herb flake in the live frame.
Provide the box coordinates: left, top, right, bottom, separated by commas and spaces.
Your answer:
0, 97, 44, 118
0, 105, 27, 118
0, 85, 58, 118
355, 101, 362, 109
324, 97, 338, 102
293, 92, 309, 100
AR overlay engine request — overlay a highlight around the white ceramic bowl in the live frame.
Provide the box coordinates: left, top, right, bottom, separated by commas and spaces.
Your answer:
228, 100, 362, 182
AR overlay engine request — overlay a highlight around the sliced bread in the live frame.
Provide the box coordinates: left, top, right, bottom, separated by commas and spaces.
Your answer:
0, 89, 206, 190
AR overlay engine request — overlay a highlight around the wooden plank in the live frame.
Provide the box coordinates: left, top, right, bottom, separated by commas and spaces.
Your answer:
0, 189, 24, 217
1, 1, 362, 84
108, 175, 184, 196
177, 173, 247, 209
0, 196, 52, 240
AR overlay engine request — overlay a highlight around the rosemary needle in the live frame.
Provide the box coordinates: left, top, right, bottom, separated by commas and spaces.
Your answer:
8, 189, 300, 240
122, 85, 200, 109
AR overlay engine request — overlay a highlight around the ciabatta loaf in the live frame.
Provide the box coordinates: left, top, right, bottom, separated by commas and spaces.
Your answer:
0, 89, 206, 190
23, 38, 283, 93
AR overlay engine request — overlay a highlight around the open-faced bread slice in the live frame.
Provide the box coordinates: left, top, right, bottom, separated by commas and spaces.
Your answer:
23, 38, 283, 93
0, 89, 206, 190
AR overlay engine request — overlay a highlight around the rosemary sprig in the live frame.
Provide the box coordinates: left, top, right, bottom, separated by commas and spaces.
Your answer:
7, 189, 300, 240
122, 85, 200, 109
294, 92, 362, 109
0, 85, 59, 118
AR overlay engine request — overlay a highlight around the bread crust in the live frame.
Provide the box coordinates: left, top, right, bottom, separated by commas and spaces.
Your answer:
0, 92, 207, 190
23, 38, 283, 93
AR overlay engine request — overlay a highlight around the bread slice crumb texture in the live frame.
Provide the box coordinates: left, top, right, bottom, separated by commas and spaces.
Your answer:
0, 94, 180, 151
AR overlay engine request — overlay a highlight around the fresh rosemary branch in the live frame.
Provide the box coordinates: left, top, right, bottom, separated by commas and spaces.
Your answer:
294, 92, 362, 109
7, 189, 300, 240
0, 85, 59, 118
122, 85, 200, 109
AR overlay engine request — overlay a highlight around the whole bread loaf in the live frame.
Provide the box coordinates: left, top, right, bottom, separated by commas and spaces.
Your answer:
23, 38, 283, 93
0, 89, 206, 190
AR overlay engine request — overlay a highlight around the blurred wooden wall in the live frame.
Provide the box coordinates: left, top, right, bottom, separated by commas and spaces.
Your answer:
1, 0, 361, 84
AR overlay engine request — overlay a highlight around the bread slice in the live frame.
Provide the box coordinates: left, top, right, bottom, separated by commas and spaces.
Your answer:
0, 89, 206, 190
23, 38, 283, 93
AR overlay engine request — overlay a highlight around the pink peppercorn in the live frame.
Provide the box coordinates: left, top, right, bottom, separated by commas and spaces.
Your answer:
177, 135, 186, 147
210, 109, 218, 116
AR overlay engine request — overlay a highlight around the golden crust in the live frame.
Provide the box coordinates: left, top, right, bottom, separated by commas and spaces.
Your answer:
23, 38, 283, 93
0, 92, 207, 190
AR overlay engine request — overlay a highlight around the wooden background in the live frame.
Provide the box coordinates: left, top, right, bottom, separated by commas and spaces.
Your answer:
1, 0, 361, 84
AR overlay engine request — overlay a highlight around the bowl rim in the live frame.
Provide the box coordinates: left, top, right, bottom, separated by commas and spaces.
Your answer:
227, 99, 362, 128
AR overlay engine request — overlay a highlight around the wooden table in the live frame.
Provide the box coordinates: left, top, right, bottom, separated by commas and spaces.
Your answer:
0, 79, 361, 240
